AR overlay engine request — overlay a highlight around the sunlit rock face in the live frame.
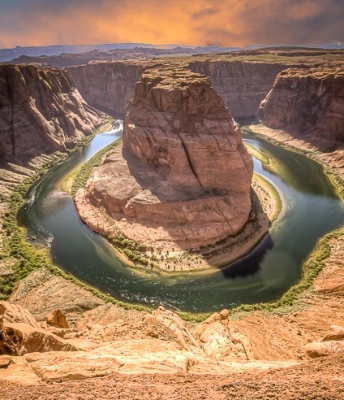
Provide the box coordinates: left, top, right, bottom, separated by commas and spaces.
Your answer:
0, 64, 100, 164
189, 60, 288, 118
259, 67, 344, 150
77, 66, 254, 253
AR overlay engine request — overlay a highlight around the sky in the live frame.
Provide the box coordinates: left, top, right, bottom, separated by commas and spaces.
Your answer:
0, 0, 343, 49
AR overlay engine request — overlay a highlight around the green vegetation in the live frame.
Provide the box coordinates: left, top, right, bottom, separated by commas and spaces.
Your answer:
227, 227, 341, 319
1, 157, 66, 298
245, 142, 270, 164
71, 138, 120, 197
1, 121, 344, 323
0, 156, 152, 312
221, 124, 344, 319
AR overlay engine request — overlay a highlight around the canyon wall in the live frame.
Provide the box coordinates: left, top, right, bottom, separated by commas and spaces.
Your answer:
188, 60, 288, 118
259, 67, 344, 150
0, 64, 101, 164
67, 61, 147, 117
66, 60, 289, 119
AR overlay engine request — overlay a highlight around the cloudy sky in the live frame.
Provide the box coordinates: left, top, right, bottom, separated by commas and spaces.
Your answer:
0, 0, 343, 49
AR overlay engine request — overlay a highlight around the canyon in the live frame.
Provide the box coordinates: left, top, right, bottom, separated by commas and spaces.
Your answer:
1, 48, 344, 398
66, 48, 344, 119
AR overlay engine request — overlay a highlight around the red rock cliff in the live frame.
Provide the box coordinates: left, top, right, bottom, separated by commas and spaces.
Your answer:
0, 64, 101, 164
67, 60, 288, 119
188, 60, 288, 118
258, 67, 344, 150
66, 61, 146, 117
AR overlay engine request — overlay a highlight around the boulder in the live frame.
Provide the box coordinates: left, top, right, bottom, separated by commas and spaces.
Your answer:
0, 301, 40, 329
46, 309, 69, 329
322, 325, 344, 342
304, 341, 344, 358
0, 322, 77, 355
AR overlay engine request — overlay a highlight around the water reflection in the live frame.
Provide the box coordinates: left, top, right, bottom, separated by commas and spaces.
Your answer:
19, 127, 344, 312
222, 234, 274, 279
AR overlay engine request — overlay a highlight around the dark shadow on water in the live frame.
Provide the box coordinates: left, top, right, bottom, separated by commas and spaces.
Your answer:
221, 234, 274, 279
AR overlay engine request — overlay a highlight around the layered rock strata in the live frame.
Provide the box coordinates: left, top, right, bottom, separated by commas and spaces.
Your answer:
188, 60, 288, 118
65, 50, 344, 120
259, 67, 344, 151
67, 60, 287, 119
67, 61, 147, 116
75, 67, 268, 269
0, 64, 101, 164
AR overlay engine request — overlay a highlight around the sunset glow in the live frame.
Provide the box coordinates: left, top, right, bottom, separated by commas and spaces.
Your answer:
0, 0, 343, 48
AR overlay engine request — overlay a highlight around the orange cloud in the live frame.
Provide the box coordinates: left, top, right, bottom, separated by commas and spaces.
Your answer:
0, 0, 343, 48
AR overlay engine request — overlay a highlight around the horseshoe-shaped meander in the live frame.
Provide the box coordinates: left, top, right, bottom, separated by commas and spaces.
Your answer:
18, 122, 344, 312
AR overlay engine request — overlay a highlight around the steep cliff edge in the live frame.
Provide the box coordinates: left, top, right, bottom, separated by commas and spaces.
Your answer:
0, 64, 101, 164
259, 67, 344, 151
66, 61, 147, 117
66, 59, 289, 119
75, 66, 269, 270
188, 60, 288, 118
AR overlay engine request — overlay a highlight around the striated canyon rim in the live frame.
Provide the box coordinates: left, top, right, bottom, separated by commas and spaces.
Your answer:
75, 66, 270, 270
0, 64, 101, 165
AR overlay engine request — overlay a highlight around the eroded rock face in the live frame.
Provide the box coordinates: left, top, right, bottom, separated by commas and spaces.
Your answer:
67, 61, 146, 116
189, 60, 288, 118
0, 302, 77, 356
259, 67, 344, 150
77, 67, 254, 255
67, 60, 288, 119
0, 64, 101, 164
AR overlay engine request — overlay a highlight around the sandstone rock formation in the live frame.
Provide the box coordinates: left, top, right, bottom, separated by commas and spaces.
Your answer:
0, 300, 299, 384
0, 64, 101, 164
75, 66, 264, 268
66, 51, 343, 120
0, 302, 77, 356
189, 60, 288, 118
0, 301, 40, 329
66, 59, 287, 119
259, 67, 344, 150
304, 325, 344, 358
67, 61, 146, 116
46, 309, 69, 329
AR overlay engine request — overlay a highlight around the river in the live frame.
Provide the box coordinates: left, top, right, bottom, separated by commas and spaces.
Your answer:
18, 123, 344, 312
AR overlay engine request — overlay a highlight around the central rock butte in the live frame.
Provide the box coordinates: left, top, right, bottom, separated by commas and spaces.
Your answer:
75, 66, 270, 270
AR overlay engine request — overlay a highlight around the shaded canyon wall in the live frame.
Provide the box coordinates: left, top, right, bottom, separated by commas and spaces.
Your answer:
259, 67, 344, 150
0, 64, 101, 164
67, 60, 289, 119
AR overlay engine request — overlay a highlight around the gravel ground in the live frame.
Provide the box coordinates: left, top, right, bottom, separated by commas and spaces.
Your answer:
1, 356, 344, 400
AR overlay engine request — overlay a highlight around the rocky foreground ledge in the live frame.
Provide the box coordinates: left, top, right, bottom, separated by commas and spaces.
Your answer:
75, 66, 270, 270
